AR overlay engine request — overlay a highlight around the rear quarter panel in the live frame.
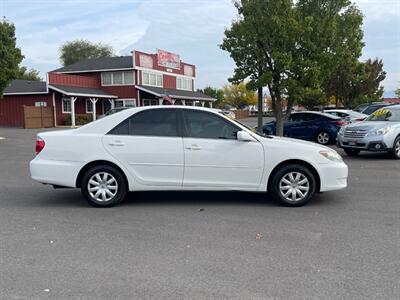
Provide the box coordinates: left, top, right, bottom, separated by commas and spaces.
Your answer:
31, 132, 134, 189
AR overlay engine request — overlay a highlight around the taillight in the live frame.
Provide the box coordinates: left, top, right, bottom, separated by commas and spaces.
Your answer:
335, 120, 347, 126
35, 137, 45, 155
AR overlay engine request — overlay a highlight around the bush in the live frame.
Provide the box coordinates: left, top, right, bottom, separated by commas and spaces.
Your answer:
62, 114, 92, 126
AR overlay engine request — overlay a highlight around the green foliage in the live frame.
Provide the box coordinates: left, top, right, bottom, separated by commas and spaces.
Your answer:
62, 114, 92, 126
59, 39, 114, 66
221, 0, 367, 135
16, 66, 42, 81
0, 19, 24, 97
395, 86, 400, 98
325, 58, 386, 108
197, 86, 224, 108
223, 83, 257, 109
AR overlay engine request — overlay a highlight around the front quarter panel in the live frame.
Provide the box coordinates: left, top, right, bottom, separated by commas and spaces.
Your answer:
259, 137, 348, 192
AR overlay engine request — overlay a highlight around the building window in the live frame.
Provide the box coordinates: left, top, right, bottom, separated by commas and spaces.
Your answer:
102, 72, 112, 85
114, 99, 136, 108
143, 99, 159, 106
101, 71, 135, 86
177, 77, 192, 91
86, 100, 93, 113
62, 98, 71, 113
34, 101, 47, 107
142, 71, 163, 87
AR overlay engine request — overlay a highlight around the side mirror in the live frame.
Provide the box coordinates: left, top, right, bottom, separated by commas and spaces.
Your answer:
237, 130, 255, 142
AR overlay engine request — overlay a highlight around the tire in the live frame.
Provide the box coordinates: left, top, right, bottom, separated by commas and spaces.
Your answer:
344, 148, 361, 157
316, 131, 331, 145
81, 165, 127, 207
391, 136, 400, 159
269, 164, 317, 207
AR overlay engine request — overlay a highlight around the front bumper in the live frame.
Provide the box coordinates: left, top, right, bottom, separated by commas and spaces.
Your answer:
337, 134, 393, 152
318, 162, 348, 192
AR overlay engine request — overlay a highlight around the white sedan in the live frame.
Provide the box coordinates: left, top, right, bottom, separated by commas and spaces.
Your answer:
324, 109, 367, 123
30, 106, 348, 207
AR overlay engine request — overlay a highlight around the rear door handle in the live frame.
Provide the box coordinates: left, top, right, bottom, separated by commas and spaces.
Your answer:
185, 144, 201, 151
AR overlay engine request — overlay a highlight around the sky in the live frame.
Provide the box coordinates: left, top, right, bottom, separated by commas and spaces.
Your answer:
1, 0, 399, 97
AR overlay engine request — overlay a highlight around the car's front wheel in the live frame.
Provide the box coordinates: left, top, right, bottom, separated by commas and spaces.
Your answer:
391, 136, 400, 159
344, 148, 361, 156
269, 164, 317, 207
81, 165, 127, 207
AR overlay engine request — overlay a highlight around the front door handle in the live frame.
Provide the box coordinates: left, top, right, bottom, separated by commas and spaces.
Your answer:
109, 141, 125, 147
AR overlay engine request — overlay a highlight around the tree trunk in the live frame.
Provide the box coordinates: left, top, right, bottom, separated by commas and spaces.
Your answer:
276, 118, 284, 136
257, 86, 263, 133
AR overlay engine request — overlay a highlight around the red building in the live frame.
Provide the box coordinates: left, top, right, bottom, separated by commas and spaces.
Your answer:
0, 49, 215, 127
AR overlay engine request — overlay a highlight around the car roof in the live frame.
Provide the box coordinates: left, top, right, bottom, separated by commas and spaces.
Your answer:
292, 111, 339, 119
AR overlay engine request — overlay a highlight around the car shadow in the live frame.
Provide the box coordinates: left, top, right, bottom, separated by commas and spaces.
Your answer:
19, 186, 338, 209
124, 191, 274, 207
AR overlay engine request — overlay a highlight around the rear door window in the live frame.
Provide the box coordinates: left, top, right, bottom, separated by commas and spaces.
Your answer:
109, 109, 179, 137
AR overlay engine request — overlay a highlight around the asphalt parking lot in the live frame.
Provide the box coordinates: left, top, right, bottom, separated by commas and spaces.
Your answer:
0, 126, 399, 299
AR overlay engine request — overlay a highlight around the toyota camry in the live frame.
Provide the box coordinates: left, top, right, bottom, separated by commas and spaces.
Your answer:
30, 106, 348, 207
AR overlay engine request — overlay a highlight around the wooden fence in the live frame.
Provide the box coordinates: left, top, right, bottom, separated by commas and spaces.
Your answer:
23, 106, 53, 129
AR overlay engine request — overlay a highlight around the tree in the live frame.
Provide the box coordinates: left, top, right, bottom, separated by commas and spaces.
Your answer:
197, 86, 224, 108
16, 66, 42, 81
59, 39, 114, 66
325, 58, 386, 108
0, 19, 23, 97
221, 0, 365, 136
395, 86, 400, 98
223, 83, 257, 109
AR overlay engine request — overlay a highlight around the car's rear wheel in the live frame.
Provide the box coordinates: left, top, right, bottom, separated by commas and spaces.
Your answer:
344, 148, 361, 156
269, 164, 316, 207
81, 165, 127, 207
391, 136, 400, 159
316, 131, 330, 145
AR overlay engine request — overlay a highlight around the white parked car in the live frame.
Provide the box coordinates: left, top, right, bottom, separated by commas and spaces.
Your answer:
324, 109, 367, 123
30, 107, 348, 207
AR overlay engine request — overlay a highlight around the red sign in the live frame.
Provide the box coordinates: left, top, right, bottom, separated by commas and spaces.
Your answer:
157, 49, 180, 69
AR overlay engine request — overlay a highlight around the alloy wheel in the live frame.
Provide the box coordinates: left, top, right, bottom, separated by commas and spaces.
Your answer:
279, 172, 310, 202
395, 140, 400, 157
317, 132, 330, 144
87, 172, 118, 202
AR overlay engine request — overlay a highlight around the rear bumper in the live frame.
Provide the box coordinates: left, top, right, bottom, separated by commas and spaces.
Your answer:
318, 162, 348, 192
30, 158, 83, 188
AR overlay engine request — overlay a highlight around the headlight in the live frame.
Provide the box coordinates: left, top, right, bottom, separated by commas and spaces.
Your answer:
319, 150, 343, 162
367, 126, 391, 136
339, 127, 345, 135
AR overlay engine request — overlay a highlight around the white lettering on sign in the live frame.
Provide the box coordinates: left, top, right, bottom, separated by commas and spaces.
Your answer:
157, 49, 180, 69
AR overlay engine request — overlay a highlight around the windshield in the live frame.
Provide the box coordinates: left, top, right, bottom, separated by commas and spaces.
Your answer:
365, 107, 400, 122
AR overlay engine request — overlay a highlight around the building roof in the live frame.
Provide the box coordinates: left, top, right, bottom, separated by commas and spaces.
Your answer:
4, 80, 48, 95
49, 84, 118, 98
52, 56, 133, 73
384, 98, 400, 104
136, 85, 215, 101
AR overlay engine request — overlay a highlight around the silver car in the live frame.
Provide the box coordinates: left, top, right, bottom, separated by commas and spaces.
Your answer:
337, 104, 400, 159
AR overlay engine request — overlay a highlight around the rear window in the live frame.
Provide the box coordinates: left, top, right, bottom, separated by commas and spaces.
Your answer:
366, 108, 400, 122
363, 105, 388, 115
